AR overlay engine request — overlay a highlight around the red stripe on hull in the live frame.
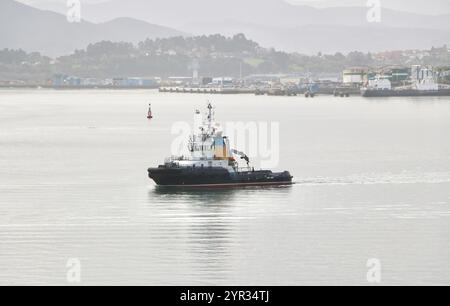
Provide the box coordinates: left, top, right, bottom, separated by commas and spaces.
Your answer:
157, 181, 293, 188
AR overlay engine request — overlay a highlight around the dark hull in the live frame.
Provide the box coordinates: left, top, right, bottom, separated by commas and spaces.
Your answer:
362, 89, 450, 97
148, 167, 293, 187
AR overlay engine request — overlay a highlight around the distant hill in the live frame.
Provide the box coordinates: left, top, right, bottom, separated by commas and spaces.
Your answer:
20, 0, 450, 17
79, 0, 450, 29
291, 0, 450, 16
0, 0, 185, 56
5, 0, 450, 55
192, 22, 450, 54
61, 0, 450, 53
2, 34, 450, 83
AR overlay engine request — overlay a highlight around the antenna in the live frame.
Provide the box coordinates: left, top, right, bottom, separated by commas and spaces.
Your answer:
207, 102, 213, 128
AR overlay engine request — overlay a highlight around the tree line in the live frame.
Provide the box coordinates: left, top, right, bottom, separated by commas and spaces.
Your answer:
1, 34, 449, 81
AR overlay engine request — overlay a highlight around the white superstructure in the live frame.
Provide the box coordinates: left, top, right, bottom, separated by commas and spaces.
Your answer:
367, 77, 392, 90
166, 103, 245, 173
413, 67, 439, 91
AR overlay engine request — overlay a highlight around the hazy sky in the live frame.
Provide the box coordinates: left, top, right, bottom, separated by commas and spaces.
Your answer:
17, 0, 108, 5
17, 0, 450, 7
18, 0, 449, 4
16, 0, 450, 15
19, 0, 107, 4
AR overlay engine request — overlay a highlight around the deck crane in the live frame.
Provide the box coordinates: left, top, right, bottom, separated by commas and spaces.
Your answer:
231, 149, 250, 167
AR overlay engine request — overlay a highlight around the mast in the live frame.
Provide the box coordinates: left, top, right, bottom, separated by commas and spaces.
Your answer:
207, 102, 213, 130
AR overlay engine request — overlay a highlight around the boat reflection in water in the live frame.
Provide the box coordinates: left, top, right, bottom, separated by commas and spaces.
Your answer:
148, 185, 294, 284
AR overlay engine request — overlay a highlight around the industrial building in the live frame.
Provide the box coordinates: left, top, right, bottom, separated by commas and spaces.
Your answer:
342, 67, 369, 84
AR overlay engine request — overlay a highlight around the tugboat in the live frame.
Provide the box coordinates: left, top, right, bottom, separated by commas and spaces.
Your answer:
148, 103, 293, 187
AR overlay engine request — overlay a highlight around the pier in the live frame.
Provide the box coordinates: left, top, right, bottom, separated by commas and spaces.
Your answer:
158, 87, 255, 94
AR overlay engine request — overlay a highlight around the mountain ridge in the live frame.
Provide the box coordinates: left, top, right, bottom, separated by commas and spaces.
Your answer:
2, 0, 450, 56
0, 0, 186, 56
290, 0, 450, 16
80, 0, 450, 30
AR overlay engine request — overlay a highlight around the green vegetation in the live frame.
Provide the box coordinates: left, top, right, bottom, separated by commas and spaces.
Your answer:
1, 34, 449, 83
0, 49, 52, 81
243, 57, 265, 68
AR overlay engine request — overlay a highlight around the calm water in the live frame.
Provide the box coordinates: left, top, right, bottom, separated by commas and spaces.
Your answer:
0, 89, 449, 285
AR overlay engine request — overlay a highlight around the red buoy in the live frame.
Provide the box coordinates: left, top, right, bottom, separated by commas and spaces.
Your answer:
147, 104, 153, 119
